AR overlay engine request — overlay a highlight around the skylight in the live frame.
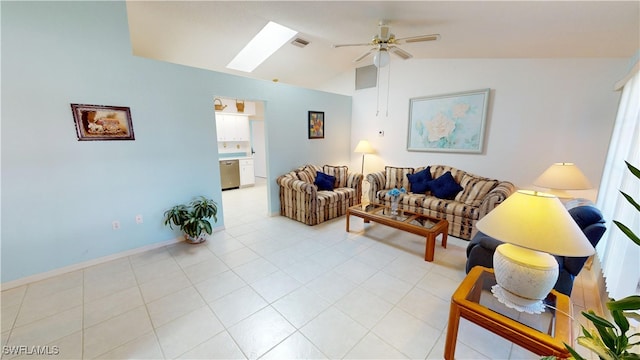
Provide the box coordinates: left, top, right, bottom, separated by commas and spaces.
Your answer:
226, 21, 297, 73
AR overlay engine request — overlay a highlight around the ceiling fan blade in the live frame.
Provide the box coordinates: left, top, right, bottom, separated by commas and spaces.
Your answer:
332, 42, 372, 48
353, 49, 375, 62
395, 34, 441, 44
389, 46, 413, 60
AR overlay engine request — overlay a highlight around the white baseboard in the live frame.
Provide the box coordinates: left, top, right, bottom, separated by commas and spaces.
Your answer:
1, 237, 183, 290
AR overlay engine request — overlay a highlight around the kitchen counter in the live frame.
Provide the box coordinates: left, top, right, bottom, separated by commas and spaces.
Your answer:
219, 155, 253, 161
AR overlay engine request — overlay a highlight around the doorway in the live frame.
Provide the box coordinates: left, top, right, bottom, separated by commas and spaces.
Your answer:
251, 120, 266, 178
214, 97, 269, 216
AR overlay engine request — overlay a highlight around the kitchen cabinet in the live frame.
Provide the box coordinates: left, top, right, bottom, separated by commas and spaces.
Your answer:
240, 158, 255, 187
216, 113, 249, 141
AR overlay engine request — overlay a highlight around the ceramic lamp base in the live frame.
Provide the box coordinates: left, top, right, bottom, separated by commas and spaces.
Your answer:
492, 243, 559, 314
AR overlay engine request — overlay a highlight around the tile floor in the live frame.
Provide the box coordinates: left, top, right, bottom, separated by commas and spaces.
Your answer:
1, 179, 598, 359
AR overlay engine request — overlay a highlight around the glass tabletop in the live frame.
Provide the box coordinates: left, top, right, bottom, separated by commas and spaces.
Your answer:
359, 204, 439, 229
467, 270, 558, 336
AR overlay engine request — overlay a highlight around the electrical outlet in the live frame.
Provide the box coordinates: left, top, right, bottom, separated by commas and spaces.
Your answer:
112, 221, 120, 230
135, 215, 143, 224
378, 130, 384, 137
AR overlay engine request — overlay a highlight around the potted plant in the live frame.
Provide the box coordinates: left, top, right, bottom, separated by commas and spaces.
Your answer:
163, 196, 218, 244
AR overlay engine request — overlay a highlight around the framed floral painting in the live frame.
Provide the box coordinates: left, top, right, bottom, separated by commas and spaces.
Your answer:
71, 103, 135, 141
308, 111, 324, 139
407, 89, 490, 153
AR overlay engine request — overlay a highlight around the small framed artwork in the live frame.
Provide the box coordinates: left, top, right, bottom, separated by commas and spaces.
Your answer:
308, 111, 324, 139
407, 89, 490, 153
71, 103, 135, 141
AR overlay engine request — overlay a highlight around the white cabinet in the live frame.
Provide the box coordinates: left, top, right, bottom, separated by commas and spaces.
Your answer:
215, 114, 228, 141
239, 158, 255, 187
216, 113, 249, 141
233, 115, 250, 141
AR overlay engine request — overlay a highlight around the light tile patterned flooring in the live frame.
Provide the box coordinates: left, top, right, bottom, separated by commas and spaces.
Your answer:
1, 179, 598, 359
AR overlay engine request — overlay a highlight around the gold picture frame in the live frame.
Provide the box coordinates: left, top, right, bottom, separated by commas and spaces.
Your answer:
71, 103, 135, 141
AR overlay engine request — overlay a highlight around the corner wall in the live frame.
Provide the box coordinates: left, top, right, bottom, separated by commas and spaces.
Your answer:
1, 1, 351, 283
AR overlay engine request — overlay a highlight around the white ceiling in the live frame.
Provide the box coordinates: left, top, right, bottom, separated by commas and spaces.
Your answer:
126, 1, 639, 91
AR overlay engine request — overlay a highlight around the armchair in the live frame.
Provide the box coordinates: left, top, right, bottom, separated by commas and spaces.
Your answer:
277, 164, 363, 225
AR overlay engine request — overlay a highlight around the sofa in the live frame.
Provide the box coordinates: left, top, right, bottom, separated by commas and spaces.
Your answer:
465, 205, 606, 296
367, 165, 516, 240
277, 164, 363, 225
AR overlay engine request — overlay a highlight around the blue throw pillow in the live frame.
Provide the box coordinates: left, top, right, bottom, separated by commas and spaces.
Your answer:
428, 171, 463, 199
407, 167, 432, 193
315, 171, 335, 191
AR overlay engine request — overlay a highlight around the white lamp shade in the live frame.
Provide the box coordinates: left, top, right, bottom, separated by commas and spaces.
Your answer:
476, 190, 595, 257
534, 162, 591, 190
373, 50, 390, 68
354, 140, 374, 154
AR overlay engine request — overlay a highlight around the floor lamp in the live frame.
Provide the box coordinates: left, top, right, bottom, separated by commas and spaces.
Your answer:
354, 140, 374, 174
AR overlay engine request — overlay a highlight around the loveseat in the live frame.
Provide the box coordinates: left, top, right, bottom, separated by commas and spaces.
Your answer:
465, 205, 606, 296
277, 164, 363, 225
367, 165, 516, 240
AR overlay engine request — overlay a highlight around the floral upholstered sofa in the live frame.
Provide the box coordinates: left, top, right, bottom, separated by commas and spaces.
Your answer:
277, 164, 363, 225
367, 165, 516, 240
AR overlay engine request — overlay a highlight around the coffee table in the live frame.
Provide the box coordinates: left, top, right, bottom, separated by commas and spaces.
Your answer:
444, 266, 572, 359
345, 203, 448, 261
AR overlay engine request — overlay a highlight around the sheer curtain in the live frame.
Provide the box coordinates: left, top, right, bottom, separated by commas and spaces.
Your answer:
595, 62, 640, 300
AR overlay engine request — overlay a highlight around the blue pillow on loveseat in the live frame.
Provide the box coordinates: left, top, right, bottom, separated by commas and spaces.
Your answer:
315, 171, 336, 191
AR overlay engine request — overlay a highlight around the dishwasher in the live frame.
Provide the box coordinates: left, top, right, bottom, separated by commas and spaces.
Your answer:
219, 160, 240, 190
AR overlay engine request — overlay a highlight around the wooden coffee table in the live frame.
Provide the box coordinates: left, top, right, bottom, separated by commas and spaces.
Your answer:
444, 266, 572, 359
346, 203, 448, 261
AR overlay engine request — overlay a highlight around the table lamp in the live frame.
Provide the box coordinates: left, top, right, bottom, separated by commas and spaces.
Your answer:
475, 190, 595, 314
354, 140, 374, 174
533, 162, 591, 199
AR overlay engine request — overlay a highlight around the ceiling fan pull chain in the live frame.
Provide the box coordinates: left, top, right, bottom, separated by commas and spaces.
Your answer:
376, 62, 381, 116
386, 59, 391, 117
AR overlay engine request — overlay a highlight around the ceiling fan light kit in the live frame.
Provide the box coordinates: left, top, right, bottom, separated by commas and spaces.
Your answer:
373, 50, 390, 68
333, 22, 440, 116
332, 22, 440, 67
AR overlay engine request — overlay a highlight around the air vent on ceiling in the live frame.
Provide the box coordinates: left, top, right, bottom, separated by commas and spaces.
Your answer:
291, 37, 310, 48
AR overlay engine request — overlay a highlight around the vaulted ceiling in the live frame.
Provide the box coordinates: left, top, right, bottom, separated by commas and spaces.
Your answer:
126, 1, 639, 91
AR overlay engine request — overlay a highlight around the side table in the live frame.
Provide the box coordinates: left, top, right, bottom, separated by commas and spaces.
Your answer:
444, 266, 572, 359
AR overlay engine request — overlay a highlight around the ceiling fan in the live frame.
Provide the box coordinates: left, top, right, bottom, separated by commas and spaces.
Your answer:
332, 22, 440, 67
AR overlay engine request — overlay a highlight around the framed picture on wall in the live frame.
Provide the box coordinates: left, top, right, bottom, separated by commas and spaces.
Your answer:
71, 103, 135, 141
407, 89, 490, 153
308, 111, 324, 139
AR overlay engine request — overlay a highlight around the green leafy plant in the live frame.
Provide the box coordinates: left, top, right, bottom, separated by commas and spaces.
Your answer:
613, 161, 640, 248
163, 196, 218, 243
561, 161, 640, 360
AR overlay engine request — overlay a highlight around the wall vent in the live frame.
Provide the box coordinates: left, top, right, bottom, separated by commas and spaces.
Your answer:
355, 65, 377, 90
291, 38, 310, 48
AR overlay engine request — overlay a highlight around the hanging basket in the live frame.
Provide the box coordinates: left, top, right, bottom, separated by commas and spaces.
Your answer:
235, 100, 245, 113
214, 98, 227, 111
